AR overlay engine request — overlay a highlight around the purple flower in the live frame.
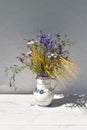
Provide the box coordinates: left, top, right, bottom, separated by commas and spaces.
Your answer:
26, 54, 31, 58
58, 44, 62, 54
13, 64, 17, 67
16, 56, 24, 63
45, 33, 52, 39
51, 40, 56, 44
46, 43, 53, 50
37, 30, 46, 40
43, 39, 50, 46
38, 72, 48, 77
37, 31, 52, 46
47, 52, 51, 57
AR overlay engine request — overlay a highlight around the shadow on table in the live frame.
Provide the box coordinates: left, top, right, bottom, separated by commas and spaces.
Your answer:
51, 94, 87, 110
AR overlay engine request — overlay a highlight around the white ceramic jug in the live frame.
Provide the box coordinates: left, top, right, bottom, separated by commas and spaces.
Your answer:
34, 77, 57, 106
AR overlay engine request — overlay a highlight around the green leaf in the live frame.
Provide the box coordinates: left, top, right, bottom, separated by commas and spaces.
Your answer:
66, 39, 76, 46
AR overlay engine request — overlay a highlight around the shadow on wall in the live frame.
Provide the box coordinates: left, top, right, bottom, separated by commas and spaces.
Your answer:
51, 94, 87, 110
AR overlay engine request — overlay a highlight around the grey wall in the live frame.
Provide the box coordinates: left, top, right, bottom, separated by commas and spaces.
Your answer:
0, 0, 87, 94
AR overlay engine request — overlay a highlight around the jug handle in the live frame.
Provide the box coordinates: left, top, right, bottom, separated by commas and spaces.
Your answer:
50, 78, 57, 91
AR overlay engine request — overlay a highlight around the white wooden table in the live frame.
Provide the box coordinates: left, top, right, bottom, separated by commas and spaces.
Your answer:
0, 94, 87, 130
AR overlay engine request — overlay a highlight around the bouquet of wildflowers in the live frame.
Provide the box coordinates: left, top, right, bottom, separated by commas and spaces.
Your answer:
5, 30, 78, 87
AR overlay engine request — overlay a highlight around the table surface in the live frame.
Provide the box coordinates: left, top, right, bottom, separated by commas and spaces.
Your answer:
0, 94, 87, 130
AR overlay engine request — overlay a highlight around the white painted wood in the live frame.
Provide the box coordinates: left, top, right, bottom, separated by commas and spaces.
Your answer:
0, 95, 87, 130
